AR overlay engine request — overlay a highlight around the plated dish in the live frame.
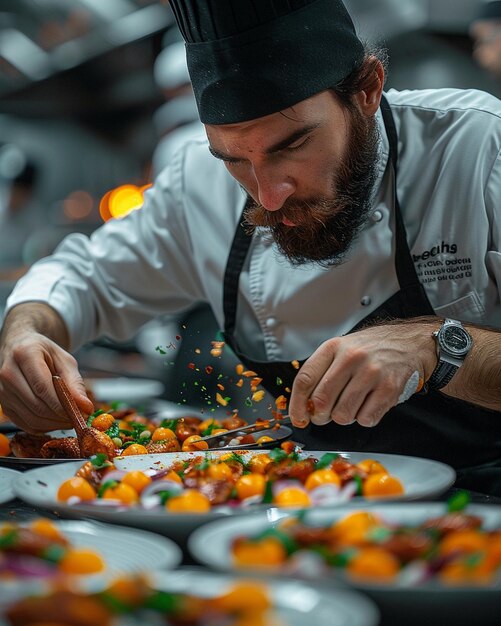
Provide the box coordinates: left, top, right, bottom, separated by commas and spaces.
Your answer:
0, 518, 181, 602
0, 569, 379, 626
13, 451, 455, 543
189, 501, 501, 626
0, 409, 293, 467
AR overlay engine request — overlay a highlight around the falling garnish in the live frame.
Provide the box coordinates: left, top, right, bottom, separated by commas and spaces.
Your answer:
210, 341, 225, 357
291, 360, 300, 370
275, 395, 287, 411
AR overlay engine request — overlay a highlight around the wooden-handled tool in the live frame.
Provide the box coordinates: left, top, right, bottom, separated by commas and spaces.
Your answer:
52, 375, 115, 458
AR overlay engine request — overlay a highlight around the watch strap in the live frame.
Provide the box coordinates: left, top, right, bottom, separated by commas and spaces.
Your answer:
427, 360, 457, 390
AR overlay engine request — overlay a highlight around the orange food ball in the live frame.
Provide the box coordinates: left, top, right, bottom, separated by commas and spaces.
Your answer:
304, 468, 341, 491
121, 470, 152, 494
91, 413, 115, 431
120, 444, 149, 456
163, 470, 182, 483
256, 435, 274, 444
211, 428, 229, 436
248, 454, 271, 474
439, 530, 488, 557
274, 486, 311, 508
182, 435, 209, 452
211, 582, 271, 613
439, 556, 495, 585
362, 473, 405, 498
356, 459, 388, 475
331, 510, 382, 546
346, 547, 400, 581
57, 477, 97, 502
166, 490, 211, 513
0, 432, 11, 456
29, 518, 65, 541
151, 427, 177, 442
102, 482, 139, 505
207, 462, 233, 481
58, 548, 105, 574
235, 474, 266, 500
233, 537, 287, 567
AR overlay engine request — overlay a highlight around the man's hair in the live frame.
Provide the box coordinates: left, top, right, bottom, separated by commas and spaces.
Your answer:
332, 44, 389, 109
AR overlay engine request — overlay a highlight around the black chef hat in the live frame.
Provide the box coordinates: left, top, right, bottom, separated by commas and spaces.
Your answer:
168, 0, 365, 124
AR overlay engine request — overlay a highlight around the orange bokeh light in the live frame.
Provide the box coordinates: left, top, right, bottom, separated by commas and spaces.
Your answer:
63, 190, 94, 220
99, 184, 152, 222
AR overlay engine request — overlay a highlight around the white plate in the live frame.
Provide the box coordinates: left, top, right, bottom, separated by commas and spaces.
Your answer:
86, 377, 164, 404
0, 519, 182, 605
189, 503, 501, 626
0, 467, 21, 503
0, 568, 379, 626
13, 451, 455, 543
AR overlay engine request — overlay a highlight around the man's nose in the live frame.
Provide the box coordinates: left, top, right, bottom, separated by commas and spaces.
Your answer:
253, 167, 296, 211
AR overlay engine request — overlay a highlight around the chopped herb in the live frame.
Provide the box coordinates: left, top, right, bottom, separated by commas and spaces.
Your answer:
315, 452, 339, 470
42, 544, 66, 563
311, 545, 356, 567
261, 480, 274, 504
105, 421, 120, 439
367, 526, 393, 543
159, 490, 179, 505
90, 453, 112, 469
86, 409, 105, 427
97, 480, 119, 498
99, 591, 133, 614
144, 591, 179, 613
201, 421, 218, 436
447, 490, 471, 513
353, 475, 363, 496
465, 552, 484, 569
268, 448, 287, 463
110, 401, 128, 411
160, 419, 178, 430
195, 458, 210, 471
276, 377, 283, 386
155, 346, 167, 355
255, 528, 298, 555
0, 529, 17, 548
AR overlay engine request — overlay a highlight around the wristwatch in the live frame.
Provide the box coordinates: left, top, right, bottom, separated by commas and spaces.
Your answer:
427, 319, 473, 390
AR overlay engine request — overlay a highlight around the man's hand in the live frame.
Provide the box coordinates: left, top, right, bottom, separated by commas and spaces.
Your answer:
289, 320, 440, 429
0, 303, 93, 433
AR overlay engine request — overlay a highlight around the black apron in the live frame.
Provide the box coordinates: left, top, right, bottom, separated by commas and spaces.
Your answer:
222, 96, 501, 495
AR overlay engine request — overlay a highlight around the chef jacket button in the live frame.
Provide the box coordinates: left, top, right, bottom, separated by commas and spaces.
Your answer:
360, 296, 371, 306
371, 209, 383, 223
265, 317, 278, 328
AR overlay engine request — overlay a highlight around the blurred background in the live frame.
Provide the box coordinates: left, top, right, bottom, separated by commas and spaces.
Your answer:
0, 0, 500, 416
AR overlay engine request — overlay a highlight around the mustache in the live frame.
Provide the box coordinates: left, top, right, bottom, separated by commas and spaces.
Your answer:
243, 197, 333, 230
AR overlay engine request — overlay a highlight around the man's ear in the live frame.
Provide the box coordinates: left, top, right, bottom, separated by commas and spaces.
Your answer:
354, 58, 385, 115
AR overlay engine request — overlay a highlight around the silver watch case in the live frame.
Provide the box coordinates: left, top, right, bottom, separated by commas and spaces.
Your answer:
428, 319, 473, 390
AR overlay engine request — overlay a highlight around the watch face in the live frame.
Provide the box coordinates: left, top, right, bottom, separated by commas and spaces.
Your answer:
438, 325, 472, 357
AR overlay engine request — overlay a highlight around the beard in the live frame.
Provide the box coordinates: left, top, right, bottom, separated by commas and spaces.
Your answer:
243, 106, 380, 267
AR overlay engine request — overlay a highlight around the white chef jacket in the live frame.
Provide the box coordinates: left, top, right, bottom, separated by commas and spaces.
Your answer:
5, 88, 501, 362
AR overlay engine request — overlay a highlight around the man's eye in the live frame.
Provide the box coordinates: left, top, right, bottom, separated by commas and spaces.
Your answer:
286, 136, 312, 152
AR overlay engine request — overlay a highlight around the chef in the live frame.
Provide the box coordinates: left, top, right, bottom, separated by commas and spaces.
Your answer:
1, 0, 501, 494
